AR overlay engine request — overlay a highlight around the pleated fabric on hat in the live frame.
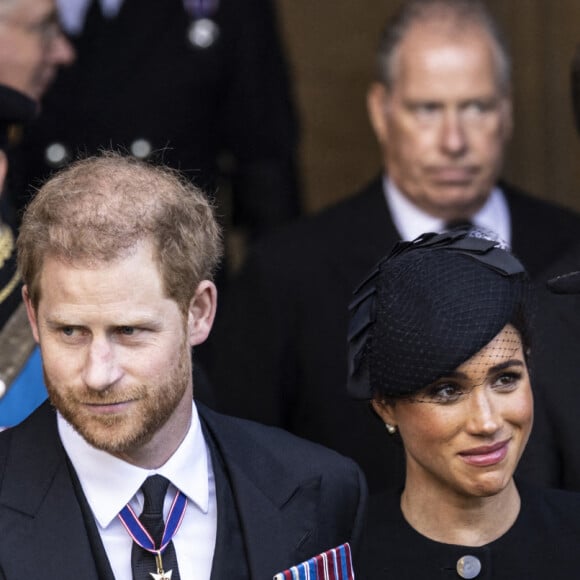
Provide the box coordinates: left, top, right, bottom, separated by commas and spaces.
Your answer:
347, 228, 532, 399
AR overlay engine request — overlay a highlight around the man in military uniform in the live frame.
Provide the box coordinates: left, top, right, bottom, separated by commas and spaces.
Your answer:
0, 84, 43, 428
0, 0, 73, 426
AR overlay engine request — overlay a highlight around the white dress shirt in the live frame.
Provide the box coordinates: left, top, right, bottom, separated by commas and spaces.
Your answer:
57, 0, 124, 34
59, 402, 217, 580
384, 176, 512, 246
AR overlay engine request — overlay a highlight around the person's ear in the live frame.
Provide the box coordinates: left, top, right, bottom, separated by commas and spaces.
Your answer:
0, 151, 9, 197
187, 280, 217, 347
22, 286, 40, 343
500, 93, 514, 143
371, 397, 397, 430
367, 82, 391, 147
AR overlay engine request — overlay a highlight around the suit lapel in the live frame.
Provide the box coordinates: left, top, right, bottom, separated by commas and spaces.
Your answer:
328, 175, 400, 291
502, 183, 543, 275
199, 405, 322, 579
503, 180, 580, 279
0, 403, 101, 579
337, 176, 400, 290
350, 175, 400, 257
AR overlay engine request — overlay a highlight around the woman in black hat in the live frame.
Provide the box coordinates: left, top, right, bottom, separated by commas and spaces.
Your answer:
348, 229, 580, 579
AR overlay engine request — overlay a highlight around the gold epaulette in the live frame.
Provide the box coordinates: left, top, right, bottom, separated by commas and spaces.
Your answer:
0, 303, 37, 398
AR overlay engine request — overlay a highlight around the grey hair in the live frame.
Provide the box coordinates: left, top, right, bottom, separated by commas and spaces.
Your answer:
376, 0, 511, 94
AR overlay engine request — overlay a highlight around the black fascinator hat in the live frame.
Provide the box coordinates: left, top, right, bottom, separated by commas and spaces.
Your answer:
347, 229, 531, 400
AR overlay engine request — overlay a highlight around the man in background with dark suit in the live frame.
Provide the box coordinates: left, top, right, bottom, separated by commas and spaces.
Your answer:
205, 0, 580, 494
16, 0, 301, 242
0, 0, 74, 229
0, 153, 365, 579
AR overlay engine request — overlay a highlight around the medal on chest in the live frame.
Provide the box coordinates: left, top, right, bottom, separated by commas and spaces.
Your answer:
118, 489, 187, 580
149, 551, 174, 580
183, 0, 220, 49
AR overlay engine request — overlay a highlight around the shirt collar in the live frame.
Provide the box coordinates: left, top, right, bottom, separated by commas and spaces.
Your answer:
58, 401, 210, 528
384, 176, 511, 246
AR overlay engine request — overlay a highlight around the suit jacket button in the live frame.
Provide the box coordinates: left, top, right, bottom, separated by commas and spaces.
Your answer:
456, 555, 481, 579
130, 138, 152, 159
188, 18, 219, 49
45, 143, 69, 167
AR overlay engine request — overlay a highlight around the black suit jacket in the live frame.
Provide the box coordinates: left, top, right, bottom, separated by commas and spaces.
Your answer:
15, 0, 300, 236
0, 402, 366, 579
516, 242, 580, 491
204, 176, 580, 493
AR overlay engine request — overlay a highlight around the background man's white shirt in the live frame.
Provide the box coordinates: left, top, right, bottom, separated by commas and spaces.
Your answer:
385, 176, 512, 246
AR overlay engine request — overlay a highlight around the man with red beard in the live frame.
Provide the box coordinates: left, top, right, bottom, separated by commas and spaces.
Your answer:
0, 152, 366, 580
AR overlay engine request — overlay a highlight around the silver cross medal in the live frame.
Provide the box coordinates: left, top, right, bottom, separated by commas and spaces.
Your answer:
150, 552, 173, 580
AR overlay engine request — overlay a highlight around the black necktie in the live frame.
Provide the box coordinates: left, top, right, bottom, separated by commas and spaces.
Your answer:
131, 475, 181, 580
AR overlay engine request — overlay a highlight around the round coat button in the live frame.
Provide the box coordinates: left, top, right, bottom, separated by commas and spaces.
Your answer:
130, 139, 152, 159
456, 555, 481, 579
45, 143, 69, 167
188, 18, 219, 49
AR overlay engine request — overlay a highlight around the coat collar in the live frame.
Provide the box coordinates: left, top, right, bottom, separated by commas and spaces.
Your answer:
0, 402, 102, 579
315, 175, 398, 292
0, 401, 63, 515
198, 403, 322, 578
340, 174, 397, 261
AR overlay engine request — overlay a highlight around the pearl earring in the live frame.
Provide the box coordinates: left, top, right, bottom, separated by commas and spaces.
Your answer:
385, 423, 397, 435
